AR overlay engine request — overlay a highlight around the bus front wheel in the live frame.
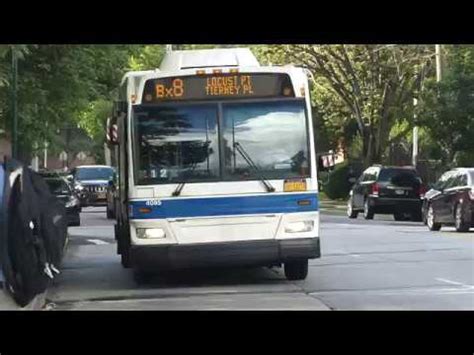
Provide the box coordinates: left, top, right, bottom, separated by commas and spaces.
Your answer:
121, 247, 131, 268
284, 260, 308, 280
117, 224, 131, 268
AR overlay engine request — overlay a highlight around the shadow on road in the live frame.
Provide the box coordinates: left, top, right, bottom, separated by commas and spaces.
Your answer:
134, 266, 284, 288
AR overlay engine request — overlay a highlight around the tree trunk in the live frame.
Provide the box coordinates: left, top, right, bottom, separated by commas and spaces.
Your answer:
362, 130, 379, 167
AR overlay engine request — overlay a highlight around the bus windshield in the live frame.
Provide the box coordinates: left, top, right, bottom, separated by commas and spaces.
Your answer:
133, 99, 310, 185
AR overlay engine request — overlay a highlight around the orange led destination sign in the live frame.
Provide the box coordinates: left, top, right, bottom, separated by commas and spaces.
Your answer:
205, 75, 254, 96
142, 73, 294, 102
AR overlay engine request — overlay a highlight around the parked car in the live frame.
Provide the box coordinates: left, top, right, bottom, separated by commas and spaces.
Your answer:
69, 165, 115, 207
38, 169, 82, 212
44, 176, 81, 226
423, 168, 474, 232
347, 165, 426, 221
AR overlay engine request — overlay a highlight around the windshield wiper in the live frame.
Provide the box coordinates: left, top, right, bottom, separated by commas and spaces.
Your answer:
172, 162, 198, 197
172, 140, 212, 197
233, 142, 275, 192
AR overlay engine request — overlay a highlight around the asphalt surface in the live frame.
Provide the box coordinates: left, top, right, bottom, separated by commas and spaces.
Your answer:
46, 206, 474, 310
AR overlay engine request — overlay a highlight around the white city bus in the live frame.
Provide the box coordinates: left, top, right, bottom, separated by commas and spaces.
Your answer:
108, 48, 320, 281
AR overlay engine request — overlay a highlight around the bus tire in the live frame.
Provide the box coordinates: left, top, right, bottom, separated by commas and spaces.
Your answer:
121, 245, 131, 268
284, 259, 308, 280
118, 224, 131, 268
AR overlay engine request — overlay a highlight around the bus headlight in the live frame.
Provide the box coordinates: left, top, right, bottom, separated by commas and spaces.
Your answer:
285, 221, 314, 233
136, 228, 165, 239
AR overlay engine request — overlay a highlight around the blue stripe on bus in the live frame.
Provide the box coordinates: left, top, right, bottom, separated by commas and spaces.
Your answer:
130, 193, 319, 219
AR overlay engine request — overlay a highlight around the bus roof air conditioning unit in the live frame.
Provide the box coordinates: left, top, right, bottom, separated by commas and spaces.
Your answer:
159, 48, 260, 72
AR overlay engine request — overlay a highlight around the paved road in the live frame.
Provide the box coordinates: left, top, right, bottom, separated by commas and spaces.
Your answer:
46, 207, 474, 310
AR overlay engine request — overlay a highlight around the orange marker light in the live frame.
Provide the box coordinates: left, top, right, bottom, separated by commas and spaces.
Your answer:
300, 87, 305, 96
138, 207, 152, 214
196, 70, 206, 75
297, 200, 311, 206
213, 69, 223, 74
131, 94, 137, 103
229, 68, 239, 73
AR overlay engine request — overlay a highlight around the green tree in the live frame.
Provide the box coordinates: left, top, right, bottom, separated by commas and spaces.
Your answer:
0, 45, 143, 161
128, 45, 166, 71
419, 45, 474, 167
254, 45, 435, 166
0, 45, 32, 136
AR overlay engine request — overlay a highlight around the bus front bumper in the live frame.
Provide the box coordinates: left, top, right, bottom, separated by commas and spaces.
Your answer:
130, 238, 320, 271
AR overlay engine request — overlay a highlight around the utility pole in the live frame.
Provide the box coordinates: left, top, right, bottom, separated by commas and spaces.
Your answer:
435, 44, 443, 82
10, 47, 18, 159
412, 45, 443, 169
43, 122, 48, 169
44, 141, 48, 169
412, 98, 418, 167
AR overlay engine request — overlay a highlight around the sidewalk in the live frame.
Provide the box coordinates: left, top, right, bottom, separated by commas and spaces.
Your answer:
319, 198, 347, 215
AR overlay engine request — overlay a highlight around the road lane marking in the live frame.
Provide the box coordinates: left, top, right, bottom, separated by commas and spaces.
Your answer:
87, 239, 109, 245
436, 278, 473, 288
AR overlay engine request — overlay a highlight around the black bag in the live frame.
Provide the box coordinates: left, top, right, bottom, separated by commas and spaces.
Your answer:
0, 158, 68, 307
30, 172, 68, 268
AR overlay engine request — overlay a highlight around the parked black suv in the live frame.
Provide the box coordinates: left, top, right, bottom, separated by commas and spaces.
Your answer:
423, 168, 474, 232
347, 165, 425, 221
70, 165, 115, 207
